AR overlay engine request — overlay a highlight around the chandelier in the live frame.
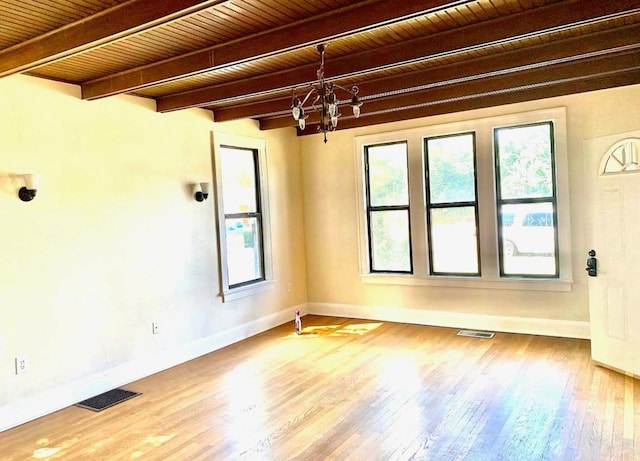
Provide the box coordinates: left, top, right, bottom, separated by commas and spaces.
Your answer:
291, 44, 363, 143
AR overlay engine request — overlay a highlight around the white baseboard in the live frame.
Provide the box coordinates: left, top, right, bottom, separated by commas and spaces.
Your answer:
0, 304, 305, 432
307, 302, 590, 340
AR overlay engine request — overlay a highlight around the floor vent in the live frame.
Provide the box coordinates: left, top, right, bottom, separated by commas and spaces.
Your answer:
75, 388, 140, 411
457, 329, 495, 339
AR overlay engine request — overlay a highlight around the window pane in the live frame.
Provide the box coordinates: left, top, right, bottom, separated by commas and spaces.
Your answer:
367, 143, 409, 207
220, 146, 257, 213
500, 203, 557, 276
430, 207, 479, 274
225, 217, 263, 286
370, 210, 411, 272
496, 123, 553, 200
427, 134, 476, 204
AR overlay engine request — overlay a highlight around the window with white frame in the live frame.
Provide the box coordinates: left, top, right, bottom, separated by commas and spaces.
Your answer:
213, 133, 273, 301
355, 107, 572, 291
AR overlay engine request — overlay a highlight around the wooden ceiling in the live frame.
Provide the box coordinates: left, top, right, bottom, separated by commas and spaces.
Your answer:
2, 0, 640, 137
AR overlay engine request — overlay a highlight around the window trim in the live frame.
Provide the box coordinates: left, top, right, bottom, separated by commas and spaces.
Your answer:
354, 107, 573, 292
212, 132, 274, 302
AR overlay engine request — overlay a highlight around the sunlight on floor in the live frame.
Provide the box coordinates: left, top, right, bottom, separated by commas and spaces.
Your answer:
224, 363, 270, 451
32, 437, 77, 459
285, 322, 384, 338
378, 355, 425, 453
130, 434, 177, 458
33, 447, 61, 459
143, 434, 176, 447
379, 355, 422, 393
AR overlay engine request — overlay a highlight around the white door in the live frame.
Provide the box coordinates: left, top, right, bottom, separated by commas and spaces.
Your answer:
584, 132, 640, 377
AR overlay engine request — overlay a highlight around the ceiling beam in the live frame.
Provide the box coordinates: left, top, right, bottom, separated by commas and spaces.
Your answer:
316, 71, 640, 134
0, 0, 229, 78
156, 0, 640, 113
211, 22, 640, 122
258, 49, 640, 131
80, 1, 483, 100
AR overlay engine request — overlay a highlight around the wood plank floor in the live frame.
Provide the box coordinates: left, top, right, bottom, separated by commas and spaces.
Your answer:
2, 315, 639, 460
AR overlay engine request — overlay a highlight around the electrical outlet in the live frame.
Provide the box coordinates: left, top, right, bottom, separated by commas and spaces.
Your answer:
15, 356, 28, 374
152, 322, 159, 335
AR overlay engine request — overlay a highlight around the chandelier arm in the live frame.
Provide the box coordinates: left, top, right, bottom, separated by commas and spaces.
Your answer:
331, 83, 359, 95
295, 86, 316, 108
310, 94, 321, 111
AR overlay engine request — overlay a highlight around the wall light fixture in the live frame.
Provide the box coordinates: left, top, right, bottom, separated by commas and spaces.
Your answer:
18, 174, 40, 202
193, 182, 211, 202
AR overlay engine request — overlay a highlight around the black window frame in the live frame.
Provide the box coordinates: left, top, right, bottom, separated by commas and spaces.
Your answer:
424, 132, 481, 277
494, 121, 560, 279
364, 141, 413, 274
220, 144, 266, 289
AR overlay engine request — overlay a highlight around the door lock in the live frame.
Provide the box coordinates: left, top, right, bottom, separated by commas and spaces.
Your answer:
586, 249, 597, 277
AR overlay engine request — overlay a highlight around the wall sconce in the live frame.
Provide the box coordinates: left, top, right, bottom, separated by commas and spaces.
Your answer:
193, 182, 211, 202
18, 174, 40, 202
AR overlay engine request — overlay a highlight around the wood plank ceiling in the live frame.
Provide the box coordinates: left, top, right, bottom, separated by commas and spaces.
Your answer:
2, 0, 640, 137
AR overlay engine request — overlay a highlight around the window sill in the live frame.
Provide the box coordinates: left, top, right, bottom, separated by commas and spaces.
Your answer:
221, 280, 275, 302
360, 273, 573, 292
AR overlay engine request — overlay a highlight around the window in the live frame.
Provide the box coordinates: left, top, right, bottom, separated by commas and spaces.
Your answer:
220, 146, 264, 287
213, 133, 273, 301
355, 107, 572, 291
495, 122, 558, 277
364, 142, 412, 273
425, 133, 480, 276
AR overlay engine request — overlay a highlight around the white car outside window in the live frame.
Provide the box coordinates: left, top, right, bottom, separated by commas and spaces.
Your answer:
501, 204, 555, 256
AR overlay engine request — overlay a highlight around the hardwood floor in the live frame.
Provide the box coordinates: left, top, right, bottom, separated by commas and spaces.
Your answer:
2, 315, 639, 460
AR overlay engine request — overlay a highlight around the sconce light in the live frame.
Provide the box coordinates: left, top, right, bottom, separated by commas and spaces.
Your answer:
18, 174, 40, 202
193, 182, 211, 202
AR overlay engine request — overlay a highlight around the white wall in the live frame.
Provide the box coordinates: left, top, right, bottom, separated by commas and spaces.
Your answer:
0, 75, 307, 430
300, 84, 640, 336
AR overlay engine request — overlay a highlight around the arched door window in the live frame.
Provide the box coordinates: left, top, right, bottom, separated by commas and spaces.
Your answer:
601, 138, 640, 174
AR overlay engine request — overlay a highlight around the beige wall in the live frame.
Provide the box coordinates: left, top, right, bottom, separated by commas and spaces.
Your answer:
0, 75, 306, 427
300, 83, 640, 324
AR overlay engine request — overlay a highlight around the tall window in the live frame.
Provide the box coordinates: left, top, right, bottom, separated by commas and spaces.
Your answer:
425, 133, 480, 276
364, 141, 412, 273
494, 122, 558, 278
219, 146, 264, 287
213, 133, 272, 301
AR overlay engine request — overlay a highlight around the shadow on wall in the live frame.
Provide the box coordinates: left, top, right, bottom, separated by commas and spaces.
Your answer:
0, 172, 38, 200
